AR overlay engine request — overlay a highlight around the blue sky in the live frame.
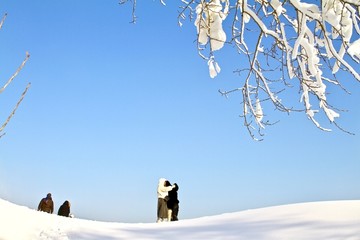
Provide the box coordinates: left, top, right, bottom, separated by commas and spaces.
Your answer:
1, 0, 359, 223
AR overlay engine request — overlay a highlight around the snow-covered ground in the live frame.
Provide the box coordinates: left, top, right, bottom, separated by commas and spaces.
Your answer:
0, 198, 359, 240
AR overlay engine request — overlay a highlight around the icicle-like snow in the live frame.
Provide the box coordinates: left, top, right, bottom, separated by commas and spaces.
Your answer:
320, 101, 340, 122
255, 98, 263, 123
208, 57, 221, 78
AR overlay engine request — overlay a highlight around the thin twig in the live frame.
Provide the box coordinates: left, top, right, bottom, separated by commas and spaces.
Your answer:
0, 52, 30, 94
0, 82, 31, 136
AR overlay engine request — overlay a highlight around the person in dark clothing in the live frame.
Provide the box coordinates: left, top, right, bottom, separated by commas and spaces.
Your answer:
58, 200, 71, 217
38, 193, 54, 214
167, 183, 179, 221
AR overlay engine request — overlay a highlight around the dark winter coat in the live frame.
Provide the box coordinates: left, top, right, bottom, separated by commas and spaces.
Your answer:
58, 201, 71, 217
38, 195, 54, 213
167, 183, 179, 210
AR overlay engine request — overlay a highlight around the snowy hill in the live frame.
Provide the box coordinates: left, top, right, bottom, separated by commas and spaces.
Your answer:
0, 198, 359, 240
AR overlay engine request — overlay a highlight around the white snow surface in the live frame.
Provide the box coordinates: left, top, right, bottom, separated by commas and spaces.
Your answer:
1, 198, 360, 240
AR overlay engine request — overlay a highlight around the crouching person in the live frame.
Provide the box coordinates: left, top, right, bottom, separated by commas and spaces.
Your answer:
58, 200, 71, 217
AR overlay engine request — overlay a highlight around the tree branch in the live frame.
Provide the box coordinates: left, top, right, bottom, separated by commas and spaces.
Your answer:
0, 82, 31, 137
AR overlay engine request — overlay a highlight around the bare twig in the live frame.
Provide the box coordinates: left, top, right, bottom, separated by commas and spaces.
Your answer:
0, 82, 31, 137
0, 12, 7, 29
0, 52, 30, 94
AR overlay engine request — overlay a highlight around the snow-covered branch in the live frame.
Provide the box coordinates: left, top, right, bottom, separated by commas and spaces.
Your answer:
0, 83, 31, 138
0, 12, 7, 29
119, 0, 137, 23
120, 0, 360, 139
0, 14, 31, 138
0, 52, 30, 94
179, 0, 360, 139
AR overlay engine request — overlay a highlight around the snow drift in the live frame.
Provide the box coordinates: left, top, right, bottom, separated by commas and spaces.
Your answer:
0, 198, 359, 240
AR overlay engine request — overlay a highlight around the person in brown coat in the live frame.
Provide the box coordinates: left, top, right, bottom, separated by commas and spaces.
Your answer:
58, 200, 71, 217
38, 193, 54, 213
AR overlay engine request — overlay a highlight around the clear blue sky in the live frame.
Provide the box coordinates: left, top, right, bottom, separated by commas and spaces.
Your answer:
1, 0, 359, 223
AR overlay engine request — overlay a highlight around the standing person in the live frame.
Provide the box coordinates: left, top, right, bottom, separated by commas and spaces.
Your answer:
157, 178, 175, 223
38, 193, 54, 214
58, 200, 71, 217
167, 183, 179, 221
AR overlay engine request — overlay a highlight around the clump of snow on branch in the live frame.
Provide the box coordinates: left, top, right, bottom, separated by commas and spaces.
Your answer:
179, 0, 360, 139
270, 0, 285, 17
208, 56, 221, 78
194, 0, 229, 78
255, 99, 264, 125
347, 39, 360, 62
195, 0, 228, 51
